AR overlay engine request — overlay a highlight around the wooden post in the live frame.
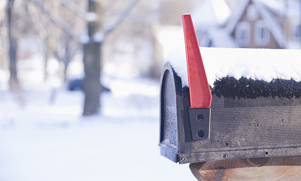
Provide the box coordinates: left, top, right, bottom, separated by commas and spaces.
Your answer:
190, 156, 301, 180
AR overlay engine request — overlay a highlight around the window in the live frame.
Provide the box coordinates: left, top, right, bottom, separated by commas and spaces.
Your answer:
247, 4, 258, 21
235, 22, 250, 46
254, 20, 270, 46
290, 24, 301, 41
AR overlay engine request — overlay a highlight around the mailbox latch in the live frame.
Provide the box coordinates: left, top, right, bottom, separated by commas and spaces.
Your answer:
188, 108, 211, 140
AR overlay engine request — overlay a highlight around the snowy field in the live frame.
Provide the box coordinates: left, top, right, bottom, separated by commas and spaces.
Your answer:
0, 77, 196, 181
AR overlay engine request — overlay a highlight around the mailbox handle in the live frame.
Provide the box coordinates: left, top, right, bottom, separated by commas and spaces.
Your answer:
182, 14, 212, 108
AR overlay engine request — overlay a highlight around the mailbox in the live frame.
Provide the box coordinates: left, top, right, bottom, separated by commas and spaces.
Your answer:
159, 14, 301, 164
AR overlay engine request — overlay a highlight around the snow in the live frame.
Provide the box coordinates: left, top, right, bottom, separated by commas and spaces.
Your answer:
166, 47, 188, 87
157, 25, 185, 59
191, 0, 231, 27
260, 0, 300, 18
85, 11, 98, 22
0, 76, 196, 181
92, 32, 104, 42
79, 29, 90, 44
0, 0, 5, 9
167, 47, 301, 87
202, 27, 238, 48
79, 30, 104, 44
0, 69, 9, 90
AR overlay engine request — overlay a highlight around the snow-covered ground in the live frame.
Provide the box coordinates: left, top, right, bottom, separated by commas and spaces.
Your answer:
0, 77, 196, 181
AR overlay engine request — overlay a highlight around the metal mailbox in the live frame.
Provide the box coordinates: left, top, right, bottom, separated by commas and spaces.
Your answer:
159, 14, 301, 164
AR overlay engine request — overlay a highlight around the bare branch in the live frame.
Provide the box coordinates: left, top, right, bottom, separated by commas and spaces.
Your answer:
52, 48, 67, 63
0, 0, 6, 23
27, 0, 75, 38
103, 0, 116, 12
20, 2, 46, 38
103, 0, 139, 37
58, 0, 85, 19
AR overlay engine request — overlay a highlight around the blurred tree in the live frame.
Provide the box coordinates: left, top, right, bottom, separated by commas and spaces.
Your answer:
159, 0, 201, 25
0, 1, 5, 22
25, 0, 86, 104
50, 0, 84, 81
0, 1, 6, 67
27, 0, 82, 82
82, 0, 103, 116
101, 0, 201, 80
82, 0, 138, 116
25, 1, 52, 81
6, 0, 23, 103
15, 0, 137, 114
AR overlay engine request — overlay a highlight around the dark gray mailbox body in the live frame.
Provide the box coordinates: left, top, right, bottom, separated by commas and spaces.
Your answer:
159, 14, 301, 164
160, 62, 301, 164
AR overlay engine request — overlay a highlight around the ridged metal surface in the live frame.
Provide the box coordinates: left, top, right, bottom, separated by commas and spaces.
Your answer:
186, 96, 301, 153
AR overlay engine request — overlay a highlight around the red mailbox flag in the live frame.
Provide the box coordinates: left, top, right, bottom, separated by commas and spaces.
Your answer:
182, 14, 212, 108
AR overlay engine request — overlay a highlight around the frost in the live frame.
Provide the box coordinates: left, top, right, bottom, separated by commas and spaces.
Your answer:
161, 139, 177, 149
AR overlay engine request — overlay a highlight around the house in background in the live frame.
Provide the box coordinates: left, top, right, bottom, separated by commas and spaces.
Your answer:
260, 0, 301, 49
195, 0, 300, 49
191, 0, 232, 45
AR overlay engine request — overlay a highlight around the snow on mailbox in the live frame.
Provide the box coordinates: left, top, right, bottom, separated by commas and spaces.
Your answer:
159, 14, 301, 164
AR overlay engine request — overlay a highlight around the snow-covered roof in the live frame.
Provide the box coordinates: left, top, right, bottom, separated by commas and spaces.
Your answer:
254, 0, 286, 48
225, 0, 250, 33
260, 0, 300, 18
225, 0, 286, 48
166, 47, 301, 87
191, 0, 231, 28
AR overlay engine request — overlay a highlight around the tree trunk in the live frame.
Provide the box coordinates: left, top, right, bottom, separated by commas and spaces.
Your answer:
7, 0, 22, 103
82, 0, 135, 115
82, 0, 103, 116
44, 37, 50, 82
8, 37, 18, 91
63, 60, 69, 82
83, 42, 101, 115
